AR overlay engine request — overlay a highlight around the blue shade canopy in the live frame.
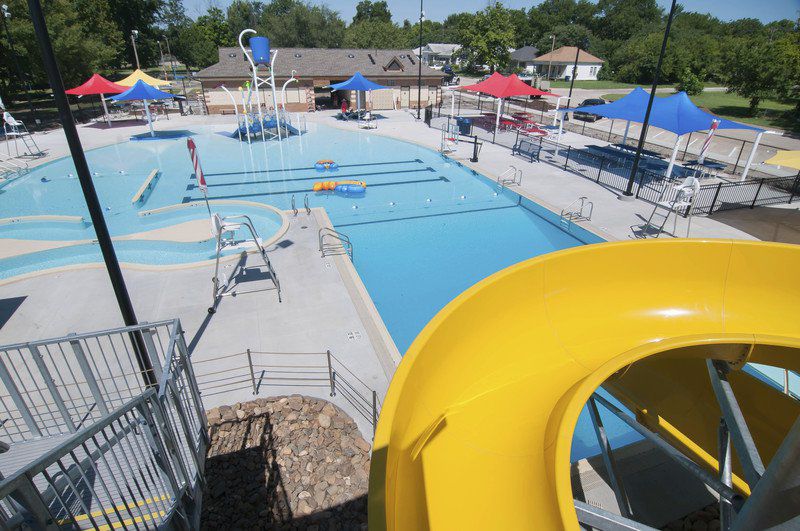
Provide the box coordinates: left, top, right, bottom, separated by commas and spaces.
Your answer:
563, 87, 763, 135
328, 72, 389, 91
110, 80, 175, 101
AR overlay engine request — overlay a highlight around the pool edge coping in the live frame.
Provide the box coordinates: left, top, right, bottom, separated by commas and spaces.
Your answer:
311, 207, 402, 378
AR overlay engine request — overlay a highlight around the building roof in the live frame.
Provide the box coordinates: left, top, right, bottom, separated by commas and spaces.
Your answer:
510, 46, 539, 62
424, 43, 461, 55
532, 46, 604, 65
196, 47, 445, 81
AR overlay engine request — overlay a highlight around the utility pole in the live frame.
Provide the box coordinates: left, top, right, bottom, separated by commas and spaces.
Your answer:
546, 34, 555, 80
565, 39, 587, 110
26, 0, 156, 387
131, 29, 140, 69
164, 36, 177, 80
416, 0, 423, 120
1, 4, 37, 125
623, 0, 678, 197
158, 41, 168, 80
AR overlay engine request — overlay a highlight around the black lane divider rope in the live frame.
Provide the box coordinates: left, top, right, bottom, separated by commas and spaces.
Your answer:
182, 176, 450, 203
201, 158, 425, 178
334, 204, 518, 228
186, 167, 436, 190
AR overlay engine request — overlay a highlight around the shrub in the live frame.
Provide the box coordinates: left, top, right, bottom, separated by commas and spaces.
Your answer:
676, 69, 704, 95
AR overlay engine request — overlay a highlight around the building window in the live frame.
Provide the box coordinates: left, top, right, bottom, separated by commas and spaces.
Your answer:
386, 80, 396, 86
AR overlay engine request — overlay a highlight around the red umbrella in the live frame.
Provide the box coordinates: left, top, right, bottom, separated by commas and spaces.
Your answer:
66, 74, 127, 127
460, 73, 557, 135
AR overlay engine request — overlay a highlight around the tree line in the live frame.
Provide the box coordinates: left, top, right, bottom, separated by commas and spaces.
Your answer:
0, 0, 797, 119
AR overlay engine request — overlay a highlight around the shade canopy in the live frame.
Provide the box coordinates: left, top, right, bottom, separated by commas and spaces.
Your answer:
765, 151, 800, 171
66, 74, 126, 96
460, 72, 557, 99
110, 80, 175, 102
117, 69, 169, 87
562, 87, 763, 135
328, 72, 390, 91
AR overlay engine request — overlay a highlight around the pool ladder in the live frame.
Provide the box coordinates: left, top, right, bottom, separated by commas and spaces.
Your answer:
497, 165, 522, 187
291, 194, 312, 216
319, 227, 353, 261
560, 197, 593, 229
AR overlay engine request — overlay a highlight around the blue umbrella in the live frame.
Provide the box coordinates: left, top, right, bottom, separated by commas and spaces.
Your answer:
110, 80, 176, 137
328, 72, 390, 111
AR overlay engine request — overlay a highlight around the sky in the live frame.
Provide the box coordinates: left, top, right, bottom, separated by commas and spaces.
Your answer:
184, 0, 800, 23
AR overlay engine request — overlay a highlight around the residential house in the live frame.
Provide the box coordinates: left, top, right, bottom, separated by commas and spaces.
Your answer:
509, 46, 539, 74
412, 43, 462, 66
531, 46, 604, 80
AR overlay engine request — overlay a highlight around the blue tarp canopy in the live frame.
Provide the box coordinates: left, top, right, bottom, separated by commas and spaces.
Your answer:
561, 87, 763, 135
110, 80, 175, 101
328, 72, 389, 91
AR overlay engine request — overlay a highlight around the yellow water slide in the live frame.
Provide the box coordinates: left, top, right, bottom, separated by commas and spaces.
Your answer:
368, 239, 800, 530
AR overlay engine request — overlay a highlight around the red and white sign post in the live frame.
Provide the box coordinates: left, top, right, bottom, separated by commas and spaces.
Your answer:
187, 137, 211, 216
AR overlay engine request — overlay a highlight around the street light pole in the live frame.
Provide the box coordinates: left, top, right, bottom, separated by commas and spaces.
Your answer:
623, 0, 678, 197
164, 36, 177, 80
131, 29, 140, 69
158, 41, 167, 80
1, 4, 37, 125
25, 0, 156, 387
565, 39, 585, 110
416, 0, 423, 120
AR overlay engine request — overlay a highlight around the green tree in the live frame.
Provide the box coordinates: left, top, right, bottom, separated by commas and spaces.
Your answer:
344, 20, 405, 48
260, 0, 345, 48
535, 24, 593, 52
107, 0, 165, 67
527, 0, 596, 44
0, 0, 122, 93
721, 37, 775, 113
676, 69, 703, 95
227, 0, 265, 41
173, 7, 232, 68
593, 0, 662, 41
352, 1, 391, 24
459, 3, 516, 72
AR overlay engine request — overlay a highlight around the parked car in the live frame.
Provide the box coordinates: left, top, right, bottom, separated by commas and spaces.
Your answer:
573, 98, 606, 122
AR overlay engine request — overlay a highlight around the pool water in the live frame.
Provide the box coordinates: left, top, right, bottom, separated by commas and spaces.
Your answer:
1, 122, 638, 460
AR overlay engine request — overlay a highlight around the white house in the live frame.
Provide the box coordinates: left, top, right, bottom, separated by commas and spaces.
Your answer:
531, 46, 604, 81
413, 43, 462, 66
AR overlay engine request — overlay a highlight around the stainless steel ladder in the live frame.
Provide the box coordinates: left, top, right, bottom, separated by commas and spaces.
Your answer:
497, 165, 522, 187
560, 196, 594, 228
319, 227, 353, 261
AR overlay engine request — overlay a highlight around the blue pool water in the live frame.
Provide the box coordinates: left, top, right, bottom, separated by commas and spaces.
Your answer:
1, 123, 639, 460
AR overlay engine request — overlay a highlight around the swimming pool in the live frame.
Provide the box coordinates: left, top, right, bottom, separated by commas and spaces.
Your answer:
1, 122, 638, 460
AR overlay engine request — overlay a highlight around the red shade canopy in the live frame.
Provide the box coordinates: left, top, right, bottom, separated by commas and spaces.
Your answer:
460, 72, 557, 98
65, 74, 126, 96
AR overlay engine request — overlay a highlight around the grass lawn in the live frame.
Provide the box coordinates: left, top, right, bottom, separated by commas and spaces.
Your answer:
600, 90, 795, 130
548, 80, 723, 90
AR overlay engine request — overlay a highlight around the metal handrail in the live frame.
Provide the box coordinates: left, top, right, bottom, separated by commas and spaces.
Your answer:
319, 227, 353, 261
497, 165, 522, 187
560, 196, 594, 225
194, 348, 381, 436
303, 194, 311, 215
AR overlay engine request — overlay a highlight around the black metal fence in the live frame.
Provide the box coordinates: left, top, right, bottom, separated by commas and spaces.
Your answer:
432, 112, 800, 217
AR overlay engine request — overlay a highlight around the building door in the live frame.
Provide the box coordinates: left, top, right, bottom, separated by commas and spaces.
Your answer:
400, 86, 410, 108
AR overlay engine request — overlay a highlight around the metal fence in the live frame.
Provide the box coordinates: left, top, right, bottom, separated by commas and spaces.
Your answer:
0, 319, 207, 529
430, 113, 800, 217
193, 349, 382, 436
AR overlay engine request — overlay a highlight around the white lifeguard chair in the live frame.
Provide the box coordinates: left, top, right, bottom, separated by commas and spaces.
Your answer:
3, 112, 43, 157
209, 213, 281, 313
641, 176, 701, 238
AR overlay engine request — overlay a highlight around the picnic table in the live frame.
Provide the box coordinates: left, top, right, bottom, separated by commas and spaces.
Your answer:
684, 159, 728, 180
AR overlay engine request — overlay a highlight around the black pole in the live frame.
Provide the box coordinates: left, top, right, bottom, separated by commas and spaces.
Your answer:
565, 43, 582, 110
1, 9, 37, 125
623, 0, 678, 196
26, 0, 156, 387
416, 0, 423, 119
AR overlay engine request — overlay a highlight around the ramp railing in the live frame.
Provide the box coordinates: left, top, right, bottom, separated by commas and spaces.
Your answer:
193, 349, 381, 435
0, 319, 207, 529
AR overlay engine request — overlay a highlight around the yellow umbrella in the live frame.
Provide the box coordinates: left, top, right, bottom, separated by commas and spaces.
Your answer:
765, 150, 800, 171
117, 69, 170, 87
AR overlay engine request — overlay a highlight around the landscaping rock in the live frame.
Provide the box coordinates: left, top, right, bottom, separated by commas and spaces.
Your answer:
201, 395, 370, 530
